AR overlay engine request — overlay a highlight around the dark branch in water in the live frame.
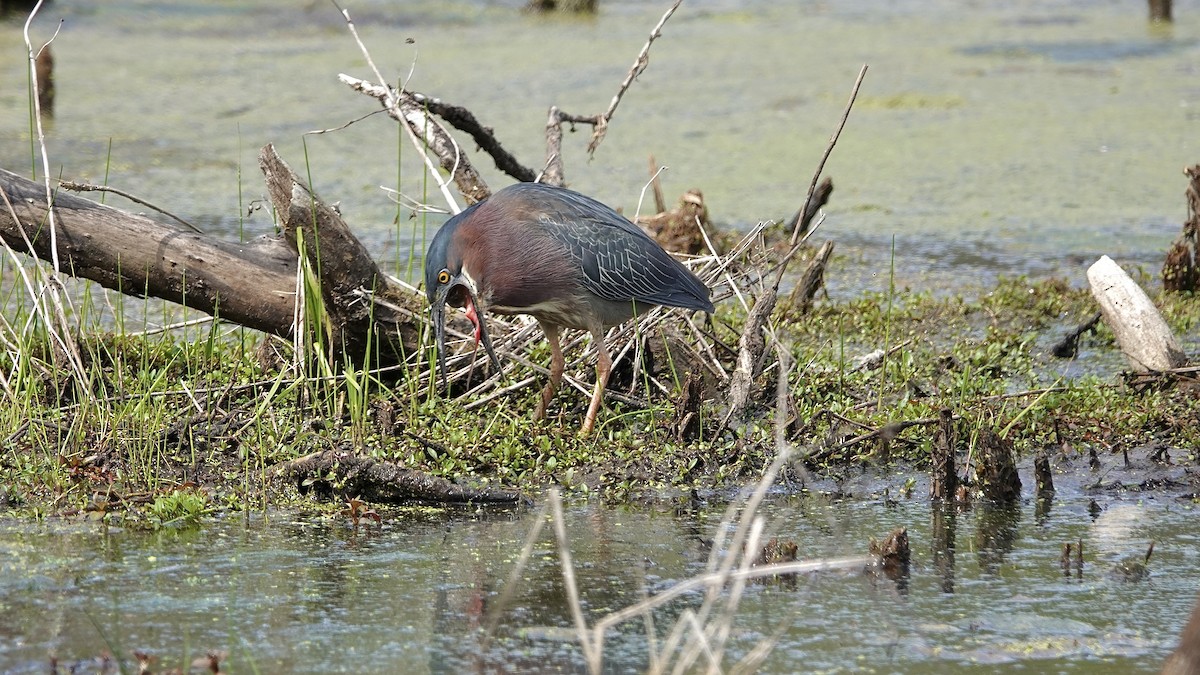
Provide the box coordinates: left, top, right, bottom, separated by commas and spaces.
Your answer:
276, 449, 524, 504
1051, 311, 1101, 358
409, 92, 537, 183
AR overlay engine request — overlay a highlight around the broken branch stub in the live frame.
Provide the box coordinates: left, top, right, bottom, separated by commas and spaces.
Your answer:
258, 144, 422, 366
1162, 164, 1199, 293
973, 427, 1021, 505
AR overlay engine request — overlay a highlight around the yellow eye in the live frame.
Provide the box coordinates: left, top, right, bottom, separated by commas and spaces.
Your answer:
437, 269, 451, 285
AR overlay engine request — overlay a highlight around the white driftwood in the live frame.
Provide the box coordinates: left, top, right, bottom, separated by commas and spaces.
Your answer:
1087, 255, 1187, 372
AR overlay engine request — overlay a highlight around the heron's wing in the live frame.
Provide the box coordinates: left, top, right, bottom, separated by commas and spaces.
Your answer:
528, 186, 713, 312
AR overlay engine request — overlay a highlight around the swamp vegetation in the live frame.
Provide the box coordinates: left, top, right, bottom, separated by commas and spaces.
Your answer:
0, 269, 1195, 525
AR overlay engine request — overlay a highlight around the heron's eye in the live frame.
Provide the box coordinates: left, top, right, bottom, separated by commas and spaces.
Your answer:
437, 269, 451, 285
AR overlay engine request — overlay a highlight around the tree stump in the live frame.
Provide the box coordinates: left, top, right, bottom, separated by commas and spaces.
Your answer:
931, 408, 957, 501
974, 427, 1021, 505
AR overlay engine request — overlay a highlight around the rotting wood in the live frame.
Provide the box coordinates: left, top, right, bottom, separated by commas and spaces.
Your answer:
721, 285, 775, 429
973, 427, 1022, 505
648, 154, 667, 214
258, 144, 422, 366
0, 148, 425, 369
866, 527, 910, 584
931, 408, 957, 501
35, 44, 53, 116
1034, 453, 1054, 496
1149, 0, 1173, 22
785, 239, 835, 314
1088, 255, 1187, 372
672, 370, 704, 441
275, 448, 523, 504
785, 177, 833, 242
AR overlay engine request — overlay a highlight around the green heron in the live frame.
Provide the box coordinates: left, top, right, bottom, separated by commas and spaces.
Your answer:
425, 182, 714, 434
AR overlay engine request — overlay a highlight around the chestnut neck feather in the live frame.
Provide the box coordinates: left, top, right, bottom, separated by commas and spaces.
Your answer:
457, 200, 584, 317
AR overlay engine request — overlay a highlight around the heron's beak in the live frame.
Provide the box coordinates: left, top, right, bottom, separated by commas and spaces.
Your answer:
431, 283, 453, 391
430, 277, 502, 392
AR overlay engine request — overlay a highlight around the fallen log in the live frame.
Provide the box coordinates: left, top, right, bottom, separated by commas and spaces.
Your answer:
0, 146, 424, 368
0, 166, 298, 336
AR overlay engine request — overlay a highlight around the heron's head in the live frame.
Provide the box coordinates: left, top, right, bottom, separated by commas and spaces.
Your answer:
425, 206, 500, 389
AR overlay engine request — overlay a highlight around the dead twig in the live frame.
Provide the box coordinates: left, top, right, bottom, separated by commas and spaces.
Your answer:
409, 92, 537, 183
722, 65, 868, 428
790, 65, 867, 247
58, 180, 202, 233
543, 0, 683, 185
1051, 311, 1101, 359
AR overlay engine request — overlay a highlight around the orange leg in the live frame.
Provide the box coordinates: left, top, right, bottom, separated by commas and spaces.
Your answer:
534, 322, 564, 421
581, 327, 611, 436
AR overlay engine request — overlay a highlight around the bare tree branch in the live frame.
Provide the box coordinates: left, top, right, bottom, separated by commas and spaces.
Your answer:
544, 0, 684, 185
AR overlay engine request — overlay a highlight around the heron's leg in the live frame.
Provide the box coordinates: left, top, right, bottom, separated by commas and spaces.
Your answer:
534, 322, 564, 421
581, 326, 611, 436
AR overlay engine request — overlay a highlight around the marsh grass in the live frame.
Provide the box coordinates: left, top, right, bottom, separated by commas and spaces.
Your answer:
2, 197, 1197, 523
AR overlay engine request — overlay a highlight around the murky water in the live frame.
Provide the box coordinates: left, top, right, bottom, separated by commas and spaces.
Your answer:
2, 484, 1197, 673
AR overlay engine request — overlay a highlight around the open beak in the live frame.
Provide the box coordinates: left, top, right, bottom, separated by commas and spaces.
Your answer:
431, 277, 502, 391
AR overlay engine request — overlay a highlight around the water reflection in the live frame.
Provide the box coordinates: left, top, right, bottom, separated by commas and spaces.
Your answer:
930, 503, 955, 594
975, 504, 1022, 576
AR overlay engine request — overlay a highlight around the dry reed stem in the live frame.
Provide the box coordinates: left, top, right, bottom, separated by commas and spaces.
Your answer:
57, 180, 201, 233
482, 498, 552, 645
14, 3, 90, 393
549, 489, 602, 670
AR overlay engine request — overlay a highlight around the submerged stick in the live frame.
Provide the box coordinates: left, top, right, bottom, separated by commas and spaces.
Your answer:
1051, 311, 1101, 359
